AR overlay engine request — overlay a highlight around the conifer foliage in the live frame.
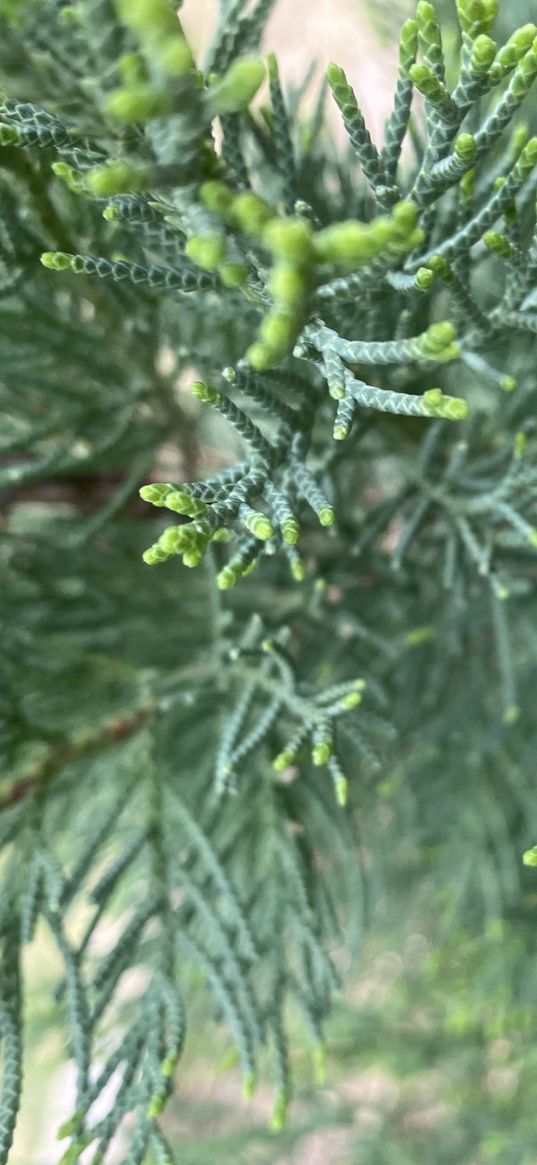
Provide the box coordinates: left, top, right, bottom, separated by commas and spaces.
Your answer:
2, 0, 537, 1160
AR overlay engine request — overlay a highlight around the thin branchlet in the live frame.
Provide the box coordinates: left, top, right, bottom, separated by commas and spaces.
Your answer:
2, 0, 537, 1156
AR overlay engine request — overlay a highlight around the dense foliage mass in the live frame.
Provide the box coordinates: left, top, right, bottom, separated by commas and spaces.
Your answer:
1, 0, 537, 1161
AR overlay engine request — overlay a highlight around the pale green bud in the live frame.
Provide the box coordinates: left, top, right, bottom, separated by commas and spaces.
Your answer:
483, 230, 514, 258
191, 380, 221, 404
159, 526, 189, 554
270, 1091, 289, 1132
185, 233, 226, 271
454, 132, 476, 163
147, 1096, 165, 1118
243, 1071, 256, 1100
182, 548, 205, 568
340, 691, 362, 710
460, 164, 475, 197
489, 24, 537, 82
392, 200, 419, 230
334, 776, 348, 807
139, 483, 172, 506
312, 741, 332, 765
509, 123, 529, 155
281, 517, 300, 545
106, 84, 171, 122
400, 18, 418, 69
415, 266, 434, 290
290, 559, 306, 581
59, 5, 79, 25
409, 62, 446, 102
515, 135, 537, 176
406, 625, 435, 646
273, 749, 296, 770
87, 162, 150, 196
217, 564, 240, 590
116, 0, 180, 38
422, 321, 457, 352
248, 310, 299, 368
118, 51, 146, 86
52, 161, 86, 193
232, 192, 273, 234
246, 342, 272, 370
456, 0, 498, 37
241, 560, 258, 578
165, 490, 208, 518
200, 180, 234, 217
40, 251, 73, 271
326, 62, 348, 92
481, 0, 499, 29
158, 39, 194, 77
421, 388, 469, 420
243, 511, 275, 541
470, 34, 496, 72
313, 221, 381, 266
267, 262, 305, 304
263, 217, 313, 262
206, 58, 265, 115
416, 1, 437, 24
427, 255, 453, 281
514, 431, 527, 456
142, 544, 169, 564
416, 1, 441, 47
219, 262, 248, 287
258, 309, 297, 348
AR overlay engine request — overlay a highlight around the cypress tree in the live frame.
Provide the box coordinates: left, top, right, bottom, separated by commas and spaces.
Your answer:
1, 0, 537, 1159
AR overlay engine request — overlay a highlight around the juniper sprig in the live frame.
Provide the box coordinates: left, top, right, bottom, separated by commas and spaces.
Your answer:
2, 0, 537, 1159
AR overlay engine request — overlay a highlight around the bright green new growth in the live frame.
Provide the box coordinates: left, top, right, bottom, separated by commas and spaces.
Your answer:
2, 0, 537, 1160
456, 0, 499, 37
208, 59, 265, 112
421, 388, 469, 420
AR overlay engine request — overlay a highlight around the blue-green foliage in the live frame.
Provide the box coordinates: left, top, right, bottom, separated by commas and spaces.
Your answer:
1, 0, 537, 1160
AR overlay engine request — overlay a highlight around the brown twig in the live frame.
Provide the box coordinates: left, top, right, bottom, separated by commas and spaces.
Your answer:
0, 704, 156, 815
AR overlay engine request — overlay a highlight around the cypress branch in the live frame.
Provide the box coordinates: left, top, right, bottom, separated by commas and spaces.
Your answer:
2, 1, 537, 1156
